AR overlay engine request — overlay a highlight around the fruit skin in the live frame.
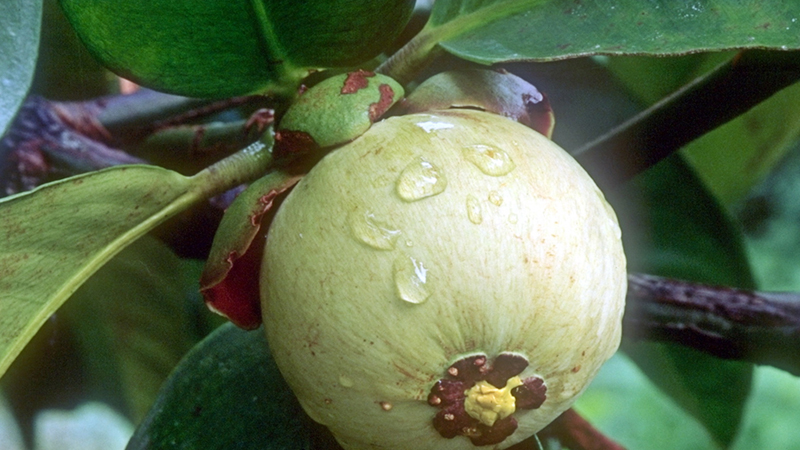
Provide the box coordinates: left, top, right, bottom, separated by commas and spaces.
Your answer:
261, 109, 626, 449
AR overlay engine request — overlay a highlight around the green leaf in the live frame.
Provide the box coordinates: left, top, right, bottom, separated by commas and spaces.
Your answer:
0, 166, 199, 380
63, 236, 204, 422
576, 352, 720, 450
127, 323, 331, 450
58, 0, 415, 98
0, 138, 272, 380
0, 0, 42, 137
681, 81, 800, 207
604, 53, 735, 106
427, 0, 800, 63
602, 53, 800, 207
617, 155, 755, 446
31, 0, 113, 100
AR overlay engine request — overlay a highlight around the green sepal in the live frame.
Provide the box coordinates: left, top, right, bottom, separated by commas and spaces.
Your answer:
276, 70, 404, 153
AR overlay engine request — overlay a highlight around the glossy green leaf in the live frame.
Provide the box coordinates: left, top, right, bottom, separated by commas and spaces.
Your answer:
127, 323, 334, 450
0, 0, 42, 137
426, 0, 800, 64
58, 0, 415, 98
617, 155, 755, 446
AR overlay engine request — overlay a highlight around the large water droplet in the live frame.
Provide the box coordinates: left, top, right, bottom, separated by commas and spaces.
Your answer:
466, 195, 482, 224
488, 191, 503, 206
348, 209, 401, 250
393, 254, 430, 304
463, 144, 516, 176
396, 158, 447, 202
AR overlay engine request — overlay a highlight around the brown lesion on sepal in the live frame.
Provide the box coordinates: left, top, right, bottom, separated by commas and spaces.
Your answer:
427, 353, 548, 446
341, 69, 376, 94
368, 84, 398, 122
273, 129, 320, 160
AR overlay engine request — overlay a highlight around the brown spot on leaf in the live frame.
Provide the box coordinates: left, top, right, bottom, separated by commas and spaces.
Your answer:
341, 69, 376, 94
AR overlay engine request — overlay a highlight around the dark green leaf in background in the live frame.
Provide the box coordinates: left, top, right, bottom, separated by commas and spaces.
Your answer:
58, 0, 415, 98
30, 0, 114, 101
615, 155, 756, 447
127, 323, 335, 450
603, 53, 800, 208
428, 0, 800, 64
63, 236, 206, 422
0, 0, 42, 137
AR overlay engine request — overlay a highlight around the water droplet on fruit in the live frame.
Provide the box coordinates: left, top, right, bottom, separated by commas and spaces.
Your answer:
416, 120, 455, 133
396, 158, 447, 202
339, 375, 354, 388
508, 213, 518, 224
488, 191, 503, 206
466, 195, 482, 224
463, 144, 516, 176
348, 209, 401, 250
393, 254, 430, 304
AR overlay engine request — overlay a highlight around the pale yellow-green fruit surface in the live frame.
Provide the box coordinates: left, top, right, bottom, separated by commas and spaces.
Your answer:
261, 109, 626, 450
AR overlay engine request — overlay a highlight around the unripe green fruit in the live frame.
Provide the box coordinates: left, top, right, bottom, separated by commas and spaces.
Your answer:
261, 109, 626, 449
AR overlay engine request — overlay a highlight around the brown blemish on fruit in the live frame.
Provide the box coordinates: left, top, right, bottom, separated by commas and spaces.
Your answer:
368, 84, 396, 122
341, 69, 376, 94
427, 353, 547, 446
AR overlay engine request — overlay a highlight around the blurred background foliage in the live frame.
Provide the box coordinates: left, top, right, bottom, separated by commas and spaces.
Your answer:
2, 0, 800, 449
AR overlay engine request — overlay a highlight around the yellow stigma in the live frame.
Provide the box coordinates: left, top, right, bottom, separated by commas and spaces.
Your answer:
464, 376, 524, 426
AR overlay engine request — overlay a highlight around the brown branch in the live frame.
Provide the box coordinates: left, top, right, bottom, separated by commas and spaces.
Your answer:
624, 273, 800, 376
0, 96, 145, 196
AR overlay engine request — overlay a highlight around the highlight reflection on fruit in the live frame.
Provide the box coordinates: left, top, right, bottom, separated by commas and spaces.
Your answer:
261, 109, 627, 449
